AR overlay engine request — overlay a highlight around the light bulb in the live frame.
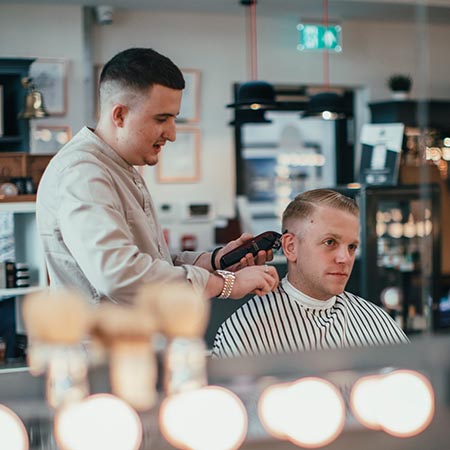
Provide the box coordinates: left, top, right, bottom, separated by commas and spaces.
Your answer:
258, 382, 291, 439
54, 394, 142, 450
259, 377, 345, 448
376, 221, 387, 237
380, 287, 401, 310
416, 221, 425, 237
321, 111, 334, 120
160, 386, 247, 450
350, 375, 383, 430
0, 404, 29, 450
387, 222, 403, 239
403, 214, 416, 238
284, 378, 345, 447
377, 370, 434, 438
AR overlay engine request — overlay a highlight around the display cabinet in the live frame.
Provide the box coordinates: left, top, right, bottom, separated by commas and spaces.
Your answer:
0, 201, 47, 297
0, 201, 47, 360
336, 184, 442, 335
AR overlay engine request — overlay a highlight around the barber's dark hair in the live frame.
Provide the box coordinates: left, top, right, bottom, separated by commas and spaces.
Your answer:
100, 47, 185, 91
282, 189, 358, 231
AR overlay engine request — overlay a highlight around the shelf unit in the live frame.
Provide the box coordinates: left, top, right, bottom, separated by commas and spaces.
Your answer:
0, 201, 47, 298
0, 201, 47, 337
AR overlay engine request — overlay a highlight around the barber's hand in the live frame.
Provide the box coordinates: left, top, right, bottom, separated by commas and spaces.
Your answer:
216, 233, 274, 272
230, 265, 279, 299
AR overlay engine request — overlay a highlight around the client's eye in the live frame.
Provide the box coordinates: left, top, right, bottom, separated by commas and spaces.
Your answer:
349, 244, 358, 253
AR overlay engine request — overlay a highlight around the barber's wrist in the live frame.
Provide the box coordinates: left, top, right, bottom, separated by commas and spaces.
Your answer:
210, 246, 223, 271
215, 270, 235, 299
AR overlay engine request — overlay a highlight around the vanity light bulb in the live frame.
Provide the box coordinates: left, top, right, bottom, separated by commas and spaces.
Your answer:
159, 386, 247, 450
258, 382, 291, 439
54, 394, 142, 450
260, 377, 345, 448
377, 370, 434, 438
0, 404, 29, 450
349, 375, 383, 430
284, 377, 345, 448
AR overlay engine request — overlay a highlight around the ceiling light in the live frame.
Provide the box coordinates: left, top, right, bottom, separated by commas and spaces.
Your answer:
227, 0, 276, 123
227, 81, 276, 111
301, 0, 348, 120
302, 92, 347, 120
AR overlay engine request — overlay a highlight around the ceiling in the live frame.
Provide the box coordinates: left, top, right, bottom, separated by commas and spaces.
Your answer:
3, 0, 450, 23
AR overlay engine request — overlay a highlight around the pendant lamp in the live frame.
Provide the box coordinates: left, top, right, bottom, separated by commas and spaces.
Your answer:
227, 0, 276, 124
302, 91, 347, 120
302, 0, 347, 120
229, 108, 272, 125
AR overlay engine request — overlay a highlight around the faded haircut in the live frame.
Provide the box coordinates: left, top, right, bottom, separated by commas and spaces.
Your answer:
98, 48, 185, 110
282, 189, 359, 232
100, 47, 185, 91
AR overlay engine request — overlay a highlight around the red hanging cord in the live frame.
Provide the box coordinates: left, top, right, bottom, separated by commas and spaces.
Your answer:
245, 0, 258, 80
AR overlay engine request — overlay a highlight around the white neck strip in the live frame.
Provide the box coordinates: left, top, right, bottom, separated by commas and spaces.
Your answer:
281, 277, 336, 310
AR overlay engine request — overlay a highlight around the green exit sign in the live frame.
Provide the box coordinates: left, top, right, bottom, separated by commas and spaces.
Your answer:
297, 23, 342, 52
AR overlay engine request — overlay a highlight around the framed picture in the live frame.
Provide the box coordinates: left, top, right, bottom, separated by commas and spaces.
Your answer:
29, 58, 68, 116
157, 127, 201, 183
31, 125, 72, 154
177, 69, 201, 123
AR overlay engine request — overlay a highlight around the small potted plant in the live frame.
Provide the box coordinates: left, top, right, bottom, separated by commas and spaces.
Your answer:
387, 74, 412, 100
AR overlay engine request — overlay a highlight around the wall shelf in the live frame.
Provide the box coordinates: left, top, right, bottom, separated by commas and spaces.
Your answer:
0, 286, 43, 299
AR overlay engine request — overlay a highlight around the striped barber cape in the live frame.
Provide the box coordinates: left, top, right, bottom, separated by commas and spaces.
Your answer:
212, 277, 409, 359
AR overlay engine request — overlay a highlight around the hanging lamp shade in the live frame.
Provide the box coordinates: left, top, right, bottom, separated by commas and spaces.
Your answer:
301, 92, 347, 120
227, 80, 277, 111
229, 108, 272, 125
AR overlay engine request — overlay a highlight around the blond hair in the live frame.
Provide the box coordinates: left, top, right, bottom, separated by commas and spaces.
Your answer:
282, 189, 358, 232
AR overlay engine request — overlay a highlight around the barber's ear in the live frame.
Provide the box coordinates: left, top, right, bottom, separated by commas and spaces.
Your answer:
282, 233, 298, 262
111, 104, 128, 127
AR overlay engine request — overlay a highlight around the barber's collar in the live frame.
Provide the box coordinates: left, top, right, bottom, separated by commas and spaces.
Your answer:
281, 277, 336, 310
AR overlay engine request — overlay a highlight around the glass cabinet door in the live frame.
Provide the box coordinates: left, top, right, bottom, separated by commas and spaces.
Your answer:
338, 184, 441, 336
360, 185, 441, 335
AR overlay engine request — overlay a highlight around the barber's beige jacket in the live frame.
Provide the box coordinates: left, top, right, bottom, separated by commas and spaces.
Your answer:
36, 126, 209, 304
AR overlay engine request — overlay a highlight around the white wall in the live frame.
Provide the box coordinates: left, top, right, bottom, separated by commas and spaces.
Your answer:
1, 3, 450, 221
0, 4, 85, 133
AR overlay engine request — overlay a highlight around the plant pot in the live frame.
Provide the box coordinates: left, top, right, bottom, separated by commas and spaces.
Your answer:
391, 91, 409, 100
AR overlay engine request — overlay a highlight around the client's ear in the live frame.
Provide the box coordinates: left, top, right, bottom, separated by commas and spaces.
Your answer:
282, 233, 298, 262
111, 103, 128, 127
